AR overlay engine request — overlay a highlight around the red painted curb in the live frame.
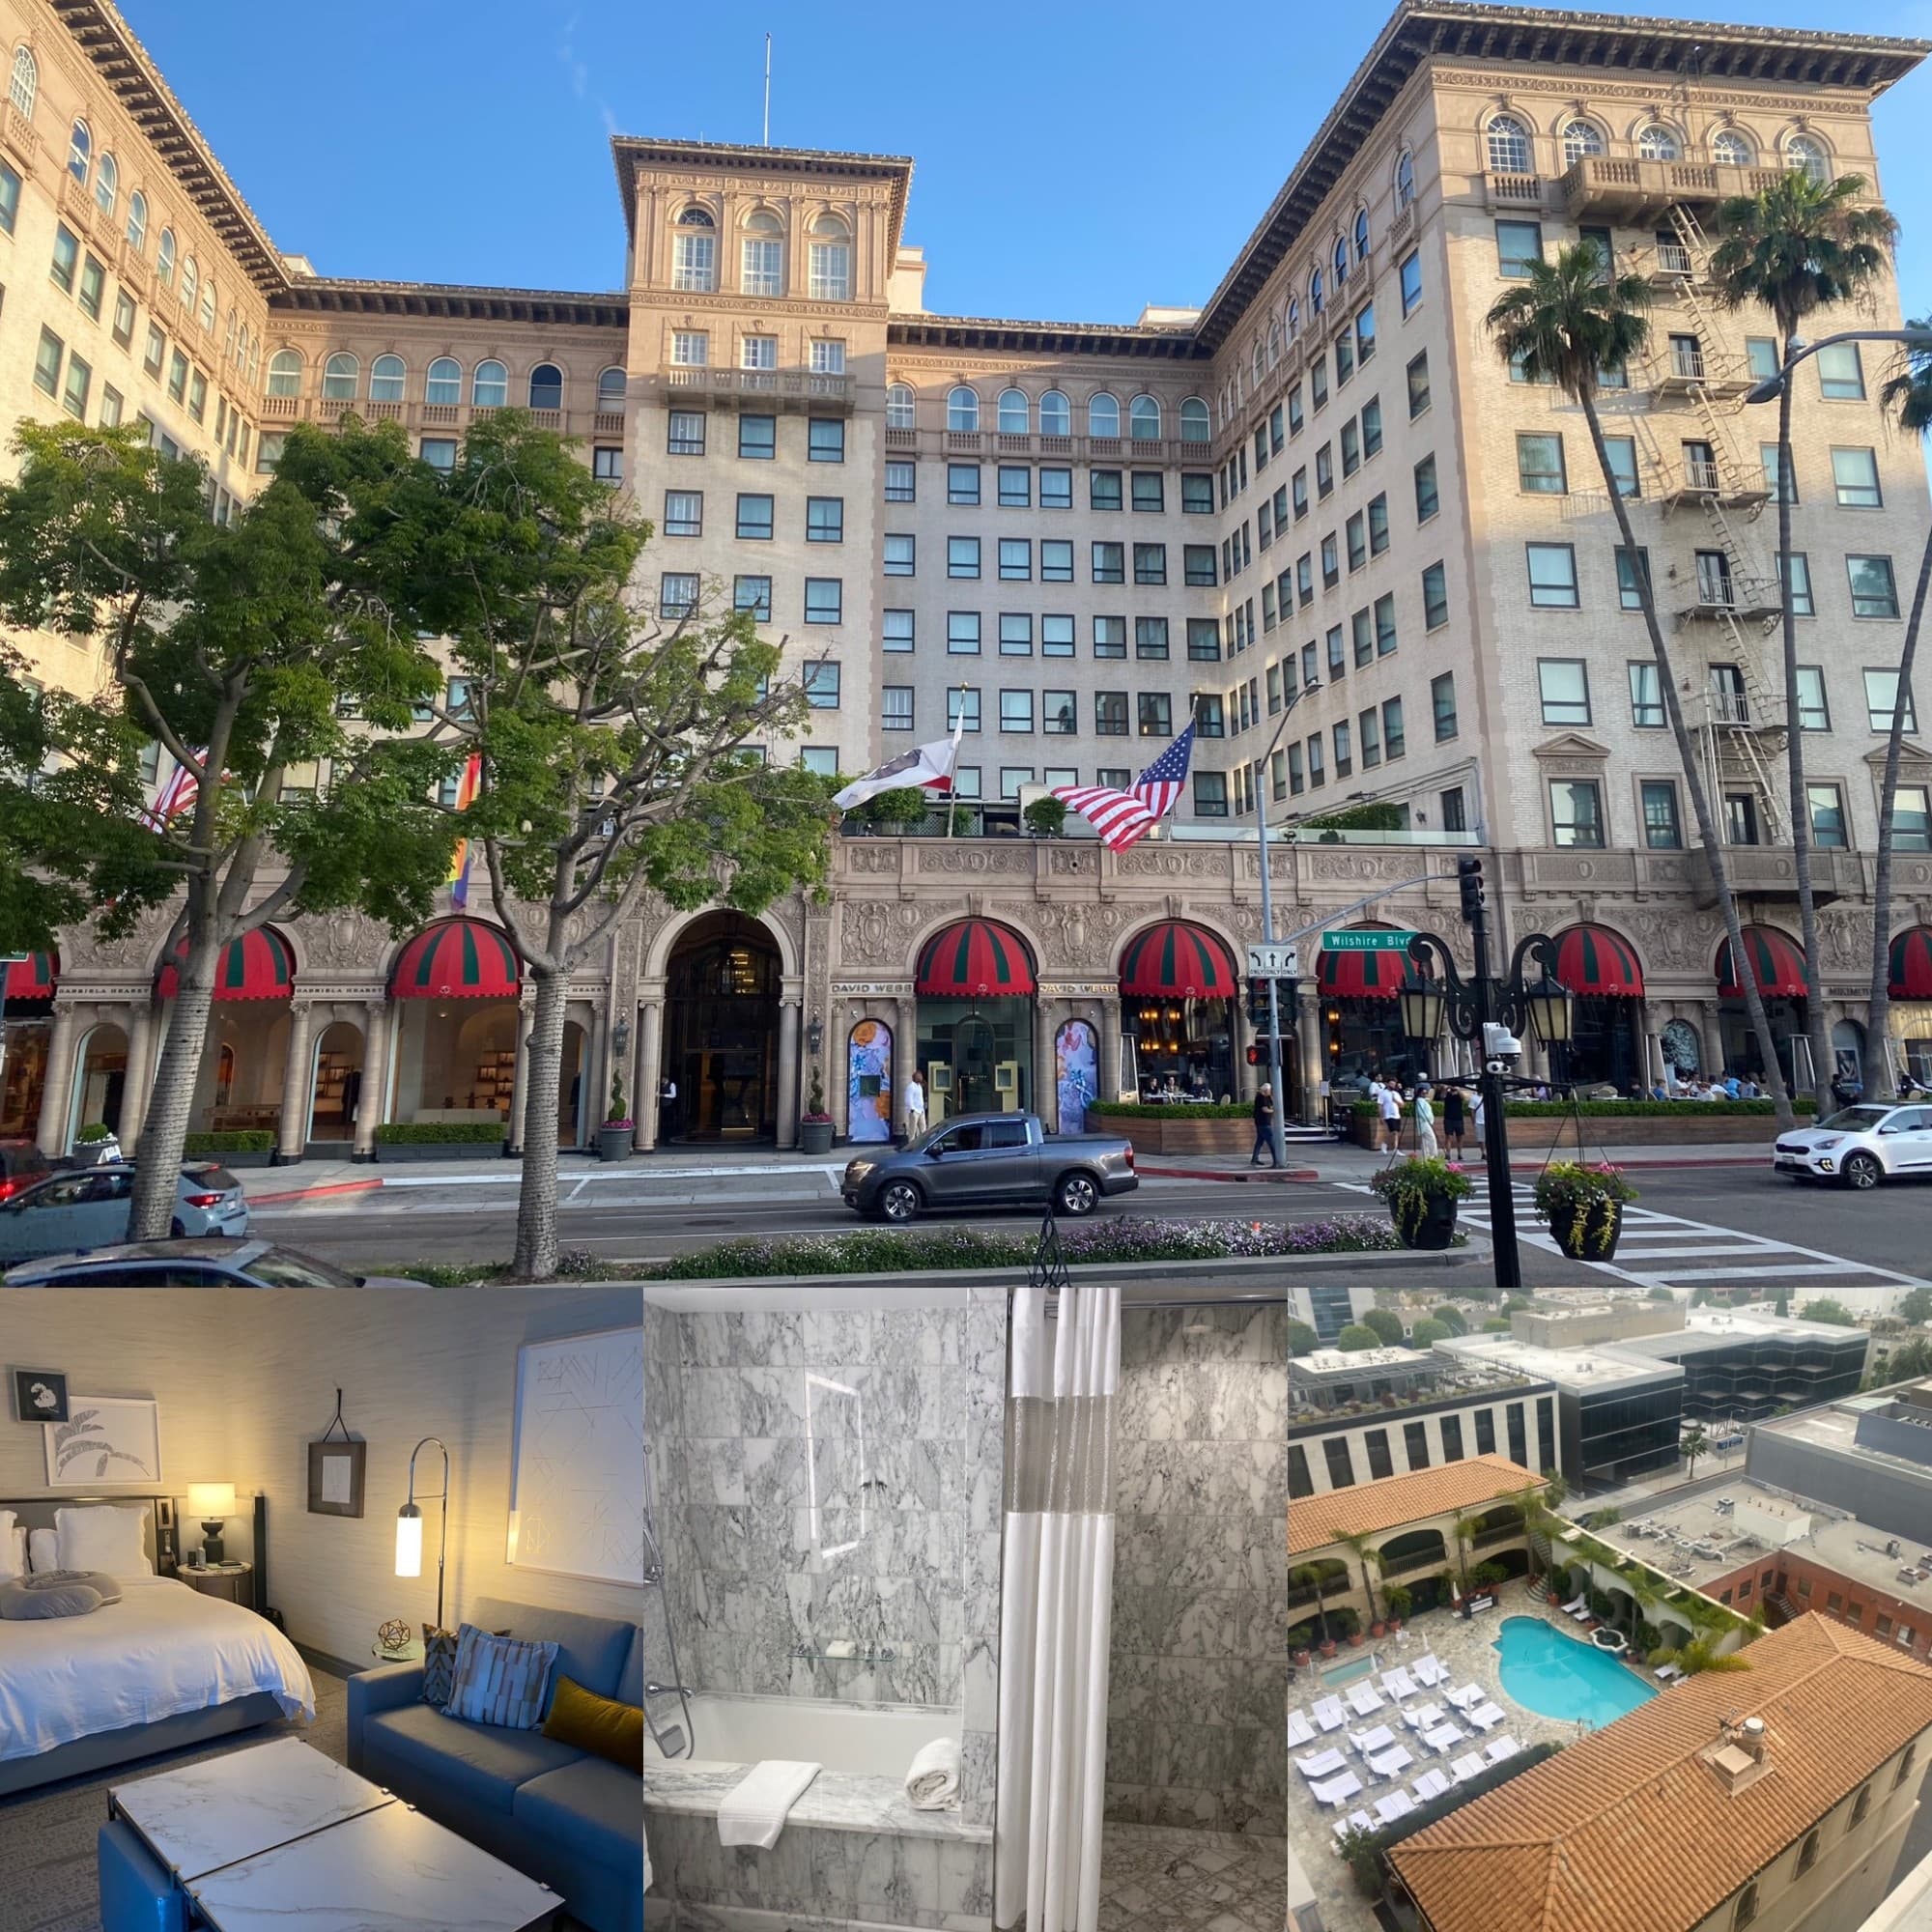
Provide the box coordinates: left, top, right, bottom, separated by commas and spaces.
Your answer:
247, 1178, 384, 1206
1138, 1164, 1321, 1183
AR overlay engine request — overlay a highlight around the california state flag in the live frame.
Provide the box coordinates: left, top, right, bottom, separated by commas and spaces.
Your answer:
832, 723, 962, 810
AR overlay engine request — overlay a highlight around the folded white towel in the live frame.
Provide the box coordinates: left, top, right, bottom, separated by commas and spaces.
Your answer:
717, 1759, 822, 1849
905, 1735, 962, 1810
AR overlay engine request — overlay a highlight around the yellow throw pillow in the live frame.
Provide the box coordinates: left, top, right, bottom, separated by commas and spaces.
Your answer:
540, 1672, 644, 1772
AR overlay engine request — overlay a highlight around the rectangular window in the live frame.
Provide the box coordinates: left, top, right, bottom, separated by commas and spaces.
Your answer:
1539, 659, 1592, 724
659, 572, 699, 618
803, 579, 842, 625
999, 612, 1034, 656
77, 254, 104, 320
143, 323, 165, 379
99, 384, 123, 427
1091, 469, 1122, 511
808, 339, 845, 375
1356, 303, 1377, 364
1783, 553, 1815, 616
1507, 1404, 1527, 1466
804, 662, 841, 709
31, 326, 61, 397
0, 158, 16, 234
1347, 512, 1367, 573
1474, 1409, 1497, 1457
1094, 692, 1128, 735
669, 330, 708, 366
1288, 1445, 1313, 1499
949, 689, 981, 733
1808, 782, 1848, 849
1833, 446, 1882, 508
1288, 386, 1304, 436
1527, 543, 1580, 609
883, 609, 914, 653
1367, 494, 1389, 557
1726, 790, 1761, 845
1403, 1420, 1430, 1471
1373, 595, 1397, 658
1322, 1434, 1355, 1490
1316, 444, 1333, 497
1866, 668, 1917, 732
1138, 693, 1172, 738
739, 334, 777, 370
1382, 696, 1405, 759
1186, 618, 1221, 663
1037, 466, 1072, 510
728, 490, 773, 541
1287, 742, 1304, 794
1336, 333, 1355, 386
668, 411, 705, 455
1400, 251, 1422, 315
1761, 441, 1798, 504
416, 436, 453, 473
1333, 720, 1352, 778
49, 224, 77, 295
1041, 614, 1075, 658
1895, 785, 1932, 852
166, 349, 187, 402
1311, 361, 1329, 412
1041, 539, 1073, 583
1818, 341, 1866, 400
1518, 433, 1567, 494
1133, 542, 1167, 586
1183, 545, 1217, 588
60, 352, 90, 419
881, 686, 914, 732
999, 465, 1031, 508
947, 611, 981, 654
1440, 1414, 1465, 1463
1293, 469, 1308, 520
1042, 689, 1076, 734
1641, 779, 1682, 849
1604, 435, 1640, 498
1630, 662, 1664, 727
1796, 665, 1830, 731
1414, 454, 1439, 522
1407, 355, 1432, 423
1092, 542, 1124, 585
664, 490, 703, 537
808, 417, 845, 464
742, 237, 781, 298
1131, 470, 1164, 512
1327, 625, 1344, 679
736, 414, 774, 459
883, 532, 915, 577
1000, 689, 1034, 733
885, 460, 917, 502
1094, 615, 1126, 659
111, 288, 136, 348
733, 575, 772, 620
1617, 546, 1653, 611
185, 369, 206, 422
806, 497, 846, 543
999, 538, 1032, 582
1433, 672, 1458, 741
947, 464, 980, 505
1361, 398, 1382, 459
1352, 608, 1374, 669
1495, 217, 1544, 277
1746, 337, 1780, 381
1135, 616, 1170, 660
1193, 772, 1228, 816
1341, 420, 1361, 478
1850, 555, 1900, 619
1422, 562, 1449, 631
1321, 536, 1340, 589
592, 446, 623, 481
1550, 779, 1605, 848
1181, 471, 1214, 514
948, 536, 981, 580
1307, 732, 1324, 788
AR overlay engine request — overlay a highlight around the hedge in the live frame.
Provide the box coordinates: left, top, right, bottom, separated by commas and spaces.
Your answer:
374, 1121, 507, 1146
1088, 1101, 1253, 1122
1350, 1097, 1816, 1118
183, 1130, 275, 1153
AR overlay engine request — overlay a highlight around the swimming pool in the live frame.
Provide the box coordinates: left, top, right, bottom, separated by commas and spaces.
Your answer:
1494, 1616, 1657, 1729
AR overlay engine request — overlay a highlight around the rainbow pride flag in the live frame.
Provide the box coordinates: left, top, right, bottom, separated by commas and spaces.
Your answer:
446, 753, 482, 907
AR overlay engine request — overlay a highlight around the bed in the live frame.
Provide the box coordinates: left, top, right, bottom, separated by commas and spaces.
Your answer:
0, 1494, 314, 1798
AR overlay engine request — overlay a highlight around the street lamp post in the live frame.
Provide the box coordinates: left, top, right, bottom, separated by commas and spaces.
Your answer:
1743, 327, 1932, 406
1253, 679, 1320, 1168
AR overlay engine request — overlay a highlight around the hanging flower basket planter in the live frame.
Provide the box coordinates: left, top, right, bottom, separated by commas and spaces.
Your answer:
1535, 1162, 1640, 1261
1369, 1157, 1473, 1251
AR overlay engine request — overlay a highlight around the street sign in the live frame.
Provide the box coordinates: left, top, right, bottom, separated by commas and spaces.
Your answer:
1321, 930, 1416, 953
1245, 942, 1298, 977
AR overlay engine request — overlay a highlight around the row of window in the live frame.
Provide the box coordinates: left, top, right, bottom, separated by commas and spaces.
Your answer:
665, 409, 844, 462
882, 532, 1200, 586
1540, 655, 1915, 738
268, 351, 625, 412
669, 203, 851, 299
1287, 1402, 1540, 1497
885, 687, 1184, 739
1228, 304, 1381, 508
1279, 697, 1412, 795
1538, 769, 1928, 855
1525, 539, 1904, 620
1514, 425, 1890, 508
1486, 107, 1833, 180
904, 385, 1209, 442
887, 459, 1204, 513
1224, 207, 1380, 426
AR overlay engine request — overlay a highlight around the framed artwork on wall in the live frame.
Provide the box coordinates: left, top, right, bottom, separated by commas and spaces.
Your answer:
307, 1439, 366, 1518
43, 1396, 161, 1487
13, 1368, 68, 1423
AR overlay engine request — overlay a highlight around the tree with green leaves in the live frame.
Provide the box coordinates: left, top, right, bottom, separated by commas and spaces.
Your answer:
1901, 1287, 1932, 1328
1865, 326, 1932, 1092
1800, 1297, 1858, 1328
1680, 1422, 1709, 1482
1291, 1562, 1337, 1645
1408, 1317, 1450, 1348
1774, 1287, 1790, 1319
0, 420, 462, 1240
1431, 1302, 1469, 1337
1340, 1530, 1383, 1629
1335, 1323, 1382, 1352
1708, 172, 1898, 1112
1287, 1318, 1320, 1356
1359, 1306, 1406, 1347
1486, 244, 1792, 1126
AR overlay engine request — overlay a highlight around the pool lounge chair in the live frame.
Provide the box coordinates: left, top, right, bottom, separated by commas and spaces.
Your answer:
1486, 1735, 1521, 1763
1448, 1752, 1487, 1784
1412, 1654, 1448, 1686
1374, 1790, 1418, 1825
1313, 1695, 1348, 1731
1411, 1769, 1452, 1802
1423, 1722, 1465, 1753
1444, 1683, 1484, 1711
1404, 1701, 1445, 1733
1287, 1708, 1318, 1747
1297, 1747, 1348, 1779
1561, 1595, 1587, 1616
1349, 1723, 1395, 1755
1368, 1745, 1415, 1780
1569, 1603, 1594, 1622
1312, 1771, 1365, 1808
1467, 1701, 1506, 1732
1380, 1666, 1419, 1701
1654, 1662, 1684, 1683
1333, 1807, 1376, 1841
1347, 1680, 1385, 1717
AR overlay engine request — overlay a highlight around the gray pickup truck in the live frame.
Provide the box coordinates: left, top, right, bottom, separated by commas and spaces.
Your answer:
840, 1111, 1138, 1222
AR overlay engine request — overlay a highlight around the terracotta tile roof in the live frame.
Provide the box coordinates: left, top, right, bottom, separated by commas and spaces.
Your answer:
1390, 1615, 1932, 1932
1288, 1454, 1542, 1553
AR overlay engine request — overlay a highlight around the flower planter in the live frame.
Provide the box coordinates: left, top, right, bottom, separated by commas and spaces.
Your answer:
1396, 1195, 1459, 1251
1547, 1198, 1625, 1261
1293, 1648, 1313, 1667
1320, 1639, 1338, 1659
800, 1120, 835, 1156
1370, 1621, 1386, 1639
1346, 1631, 1364, 1648
597, 1124, 633, 1164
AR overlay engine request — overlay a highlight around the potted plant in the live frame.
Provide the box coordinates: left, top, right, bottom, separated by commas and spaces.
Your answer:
1534, 1160, 1640, 1261
598, 1075, 633, 1164
800, 1072, 835, 1156
1369, 1155, 1473, 1251
861, 785, 932, 837
1023, 794, 1067, 838
1383, 1584, 1412, 1633
1335, 1606, 1364, 1648
72, 1121, 121, 1167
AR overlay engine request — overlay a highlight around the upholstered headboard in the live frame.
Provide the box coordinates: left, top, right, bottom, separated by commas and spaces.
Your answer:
0, 1495, 177, 1575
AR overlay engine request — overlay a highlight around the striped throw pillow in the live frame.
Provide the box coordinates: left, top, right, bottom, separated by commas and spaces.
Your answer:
442, 1623, 559, 1730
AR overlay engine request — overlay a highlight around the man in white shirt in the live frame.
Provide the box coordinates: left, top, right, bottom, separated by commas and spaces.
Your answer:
1379, 1079, 1403, 1153
1414, 1084, 1438, 1158
905, 1073, 928, 1141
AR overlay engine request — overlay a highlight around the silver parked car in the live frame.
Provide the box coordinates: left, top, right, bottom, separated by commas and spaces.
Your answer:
3, 1239, 430, 1289
0, 1162, 248, 1262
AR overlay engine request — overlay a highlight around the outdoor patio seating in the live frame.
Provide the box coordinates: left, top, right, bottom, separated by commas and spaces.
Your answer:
1486, 1735, 1521, 1763
1312, 1771, 1366, 1808
1349, 1723, 1395, 1755
1448, 1752, 1487, 1784
1297, 1747, 1348, 1779
1373, 1790, 1417, 1825
1404, 1700, 1445, 1732
1287, 1708, 1318, 1746
1347, 1680, 1385, 1717
1368, 1744, 1415, 1780
1380, 1666, 1419, 1700
1423, 1721, 1464, 1753
1411, 1768, 1452, 1802
1333, 1807, 1375, 1841
1654, 1662, 1684, 1682
1561, 1595, 1587, 1615
1412, 1654, 1449, 1686
1313, 1694, 1348, 1730
1467, 1701, 1506, 1732
1444, 1683, 1484, 1711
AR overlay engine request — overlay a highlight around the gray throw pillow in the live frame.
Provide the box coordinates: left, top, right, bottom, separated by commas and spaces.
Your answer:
0, 1577, 104, 1619
18, 1568, 121, 1604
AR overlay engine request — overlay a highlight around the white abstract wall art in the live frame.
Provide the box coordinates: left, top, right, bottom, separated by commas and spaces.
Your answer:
43, 1396, 161, 1487
507, 1326, 643, 1585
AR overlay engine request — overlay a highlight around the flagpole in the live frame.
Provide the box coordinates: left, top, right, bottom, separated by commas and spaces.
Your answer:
947, 682, 964, 838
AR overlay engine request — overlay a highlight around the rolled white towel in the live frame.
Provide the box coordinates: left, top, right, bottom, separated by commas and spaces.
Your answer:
905, 1735, 963, 1810
717, 1759, 822, 1849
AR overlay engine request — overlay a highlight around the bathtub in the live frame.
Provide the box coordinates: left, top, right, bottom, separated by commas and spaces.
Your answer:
644, 1691, 961, 1777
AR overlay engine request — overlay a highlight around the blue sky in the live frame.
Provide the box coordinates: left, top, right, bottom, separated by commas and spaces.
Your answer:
127, 0, 1932, 322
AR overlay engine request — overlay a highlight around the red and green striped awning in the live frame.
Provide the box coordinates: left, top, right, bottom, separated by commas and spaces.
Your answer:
1889, 927, 1932, 1001
156, 927, 295, 1002
1318, 937, 1421, 1002
3, 950, 56, 1002
1717, 925, 1809, 1000
1555, 924, 1645, 998
916, 919, 1037, 998
389, 918, 522, 1000
1120, 921, 1237, 1000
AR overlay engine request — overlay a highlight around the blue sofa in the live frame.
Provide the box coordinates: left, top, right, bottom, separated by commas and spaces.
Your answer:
347, 1596, 642, 1932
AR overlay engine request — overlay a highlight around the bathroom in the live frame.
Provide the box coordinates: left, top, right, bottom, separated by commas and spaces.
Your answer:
643, 1280, 1286, 1932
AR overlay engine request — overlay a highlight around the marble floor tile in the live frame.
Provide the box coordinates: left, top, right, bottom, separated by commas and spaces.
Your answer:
1097, 1822, 1287, 1932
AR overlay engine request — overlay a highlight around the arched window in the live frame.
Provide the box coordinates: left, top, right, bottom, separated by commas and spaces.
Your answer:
156, 229, 176, 288
1562, 119, 1605, 165
369, 355, 406, 403
808, 212, 851, 301
472, 359, 507, 408
1396, 150, 1416, 208
1179, 397, 1210, 443
1309, 269, 1324, 316
1636, 124, 1680, 161
8, 46, 35, 120
741, 207, 783, 298
997, 387, 1030, 434
426, 357, 462, 406
94, 151, 116, 217
1088, 391, 1120, 439
223, 309, 237, 361
1266, 320, 1282, 366
198, 281, 214, 332
322, 352, 358, 401
947, 385, 980, 432
1354, 208, 1371, 264
1333, 236, 1350, 290
267, 349, 303, 399
672, 204, 717, 293
179, 256, 198, 312
597, 366, 627, 406
1786, 133, 1828, 185
1129, 394, 1161, 440
1039, 389, 1069, 437
66, 118, 88, 185
1252, 338, 1265, 384
1487, 114, 1531, 173
1288, 296, 1300, 338
528, 363, 563, 411
1712, 128, 1754, 167
125, 188, 146, 254
886, 382, 916, 430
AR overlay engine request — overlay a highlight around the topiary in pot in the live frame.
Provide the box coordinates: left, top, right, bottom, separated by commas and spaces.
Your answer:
1023, 794, 1068, 838
598, 1075, 633, 1162
800, 1071, 835, 1155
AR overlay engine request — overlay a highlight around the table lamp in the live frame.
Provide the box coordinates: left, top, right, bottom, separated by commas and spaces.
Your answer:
186, 1483, 238, 1564
395, 1436, 450, 1632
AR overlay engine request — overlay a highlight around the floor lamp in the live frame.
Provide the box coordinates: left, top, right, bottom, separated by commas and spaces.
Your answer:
394, 1435, 450, 1634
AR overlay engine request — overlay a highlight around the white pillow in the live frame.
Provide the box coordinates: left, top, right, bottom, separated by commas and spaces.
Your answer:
56, 1505, 151, 1578
1, 1524, 22, 1583
27, 1527, 57, 1574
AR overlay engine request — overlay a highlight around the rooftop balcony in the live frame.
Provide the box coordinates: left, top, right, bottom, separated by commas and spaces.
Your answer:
647, 366, 853, 414
1659, 457, 1770, 511
1559, 156, 1784, 222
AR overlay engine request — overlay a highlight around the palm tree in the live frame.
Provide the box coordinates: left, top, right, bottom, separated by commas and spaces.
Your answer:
1681, 1422, 1710, 1481
1342, 1530, 1384, 1628
1292, 1562, 1335, 1645
1865, 326, 1932, 1091
1653, 1631, 1753, 1677
1449, 1508, 1478, 1591
1708, 172, 1899, 1109
1487, 246, 1795, 1126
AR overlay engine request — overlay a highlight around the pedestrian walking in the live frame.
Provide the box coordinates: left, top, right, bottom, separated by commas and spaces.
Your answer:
1251, 1083, 1278, 1166
1379, 1079, 1403, 1153
904, 1072, 927, 1141
1414, 1084, 1438, 1159
1442, 1084, 1466, 1158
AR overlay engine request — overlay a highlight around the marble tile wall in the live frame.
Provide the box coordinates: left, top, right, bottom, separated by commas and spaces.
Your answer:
1106, 1303, 1289, 1833
644, 1299, 692, 1716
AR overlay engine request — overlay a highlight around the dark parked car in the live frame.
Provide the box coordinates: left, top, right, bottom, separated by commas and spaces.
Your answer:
0, 1139, 51, 1203
3, 1239, 432, 1288
840, 1111, 1137, 1222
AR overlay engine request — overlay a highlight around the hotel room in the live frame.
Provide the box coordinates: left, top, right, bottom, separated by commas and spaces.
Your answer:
0, 1284, 645, 1932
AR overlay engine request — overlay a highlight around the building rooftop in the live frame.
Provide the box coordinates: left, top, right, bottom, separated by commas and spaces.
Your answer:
1621, 1308, 1872, 1358
1439, 1333, 1683, 1393
1289, 1453, 1541, 1554
1294, 1345, 1435, 1377
1389, 1614, 1932, 1932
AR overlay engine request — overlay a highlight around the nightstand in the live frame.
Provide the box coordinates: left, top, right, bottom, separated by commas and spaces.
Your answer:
179, 1561, 252, 1606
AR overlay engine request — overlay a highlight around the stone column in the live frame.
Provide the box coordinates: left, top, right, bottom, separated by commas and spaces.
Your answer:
828, 1001, 848, 1136
1646, 1030, 1664, 1091
276, 1001, 318, 1163
776, 1000, 800, 1149
1034, 999, 1057, 1125
1299, 987, 1326, 1119
120, 1002, 158, 1158
353, 1000, 390, 1161
506, 1004, 535, 1154
1233, 996, 1254, 1100
895, 998, 918, 1135
633, 1000, 661, 1151
1701, 1002, 1727, 1084
35, 1002, 79, 1155
1097, 996, 1122, 1104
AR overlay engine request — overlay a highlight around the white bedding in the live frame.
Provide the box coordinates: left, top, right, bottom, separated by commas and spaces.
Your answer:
0, 1574, 314, 1763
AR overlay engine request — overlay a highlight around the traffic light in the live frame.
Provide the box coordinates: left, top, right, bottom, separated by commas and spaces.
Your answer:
1247, 977, 1273, 1027
1457, 855, 1485, 925
1245, 1043, 1263, 1066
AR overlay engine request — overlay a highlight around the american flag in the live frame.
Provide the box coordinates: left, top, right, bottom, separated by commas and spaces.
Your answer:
1051, 721, 1197, 852
139, 753, 203, 831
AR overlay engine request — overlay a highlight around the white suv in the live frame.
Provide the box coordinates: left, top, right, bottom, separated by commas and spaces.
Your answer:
1772, 1103, 1932, 1189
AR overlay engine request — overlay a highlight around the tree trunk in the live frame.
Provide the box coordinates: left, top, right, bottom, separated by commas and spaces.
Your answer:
1577, 395, 1797, 1127
511, 966, 570, 1278
128, 952, 218, 1240
1865, 522, 1932, 1097
1776, 341, 1833, 1113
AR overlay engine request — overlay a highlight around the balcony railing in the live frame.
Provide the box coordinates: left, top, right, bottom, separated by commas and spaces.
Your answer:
652, 366, 851, 412
1484, 171, 1546, 209
1561, 155, 1785, 217
259, 395, 628, 441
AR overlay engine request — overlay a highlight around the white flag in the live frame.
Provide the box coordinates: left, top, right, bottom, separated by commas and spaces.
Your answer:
832, 729, 961, 810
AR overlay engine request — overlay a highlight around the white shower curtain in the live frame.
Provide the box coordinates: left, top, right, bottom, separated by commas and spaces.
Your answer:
993, 1278, 1121, 1932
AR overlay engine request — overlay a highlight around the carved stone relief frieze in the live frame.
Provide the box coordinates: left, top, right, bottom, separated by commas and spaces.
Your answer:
916, 845, 1033, 877
839, 896, 968, 969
